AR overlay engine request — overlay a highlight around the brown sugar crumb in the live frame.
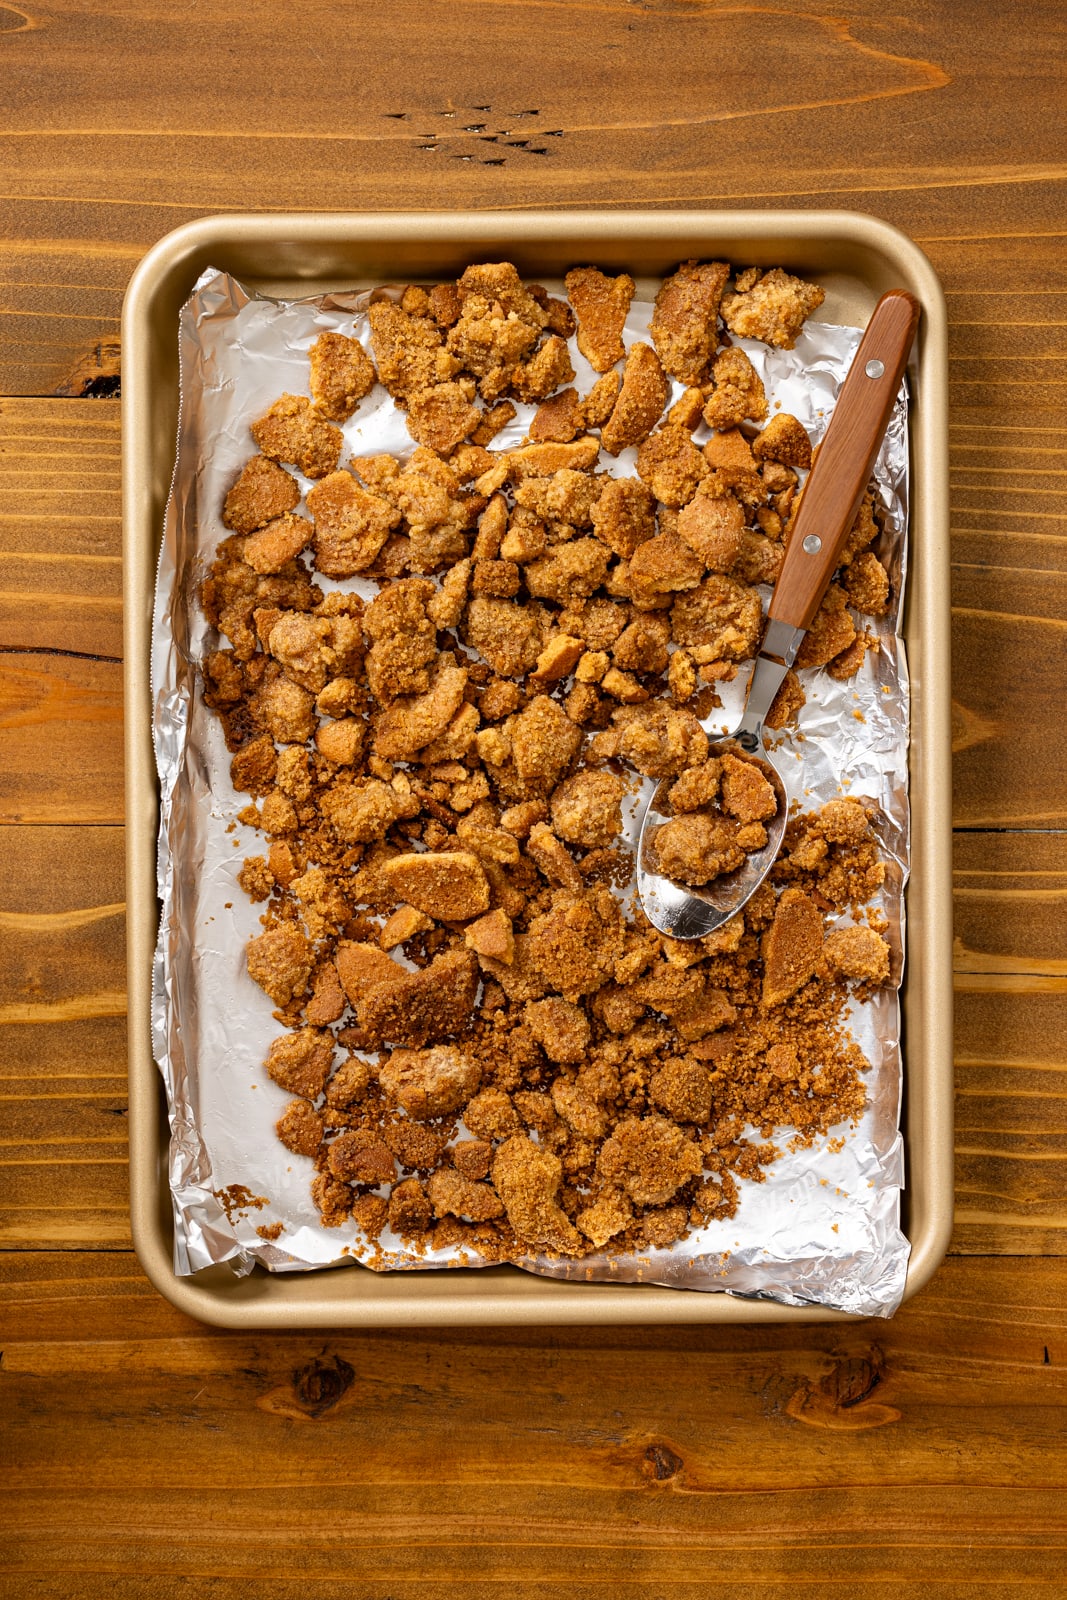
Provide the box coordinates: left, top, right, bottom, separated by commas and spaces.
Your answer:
275, 1099, 325, 1156
601, 344, 671, 456
766, 668, 806, 729
841, 550, 890, 617
826, 629, 878, 681
668, 760, 721, 813
379, 904, 433, 950
359, 948, 480, 1048
702, 346, 768, 429
649, 259, 730, 384
526, 822, 584, 892
307, 470, 400, 577
309, 331, 377, 421
577, 1189, 633, 1247
214, 1184, 270, 1225
530, 387, 585, 444
591, 700, 708, 778
350, 1191, 387, 1238
752, 412, 812, 471
321, 777, 404, 843
795, 584, 856, 669
381, 851, 490, 922
493, 1135, 584, 1254
564, 266, 635, 372
388, 1177, 434, 1235
223, 456, 301, 535
550, 769, 627, 847
627, 529, 704, 610
405, 383, 481, 454
650, 812, 747, 886
463, 594, 545, 679
328, 1128, 396, 1185
238, 855, 274, 902
427, 1166, 504, 1222
247, 925, 313, 1007
668, 387, 706, 431
720, 752, 777, 823
243, 513, 314, 576
676, 480, 745, 571
379, 1045, 481, 1119
306, 961, 346, 1026
265, 1029, 335, 1098
824, 924, 891, 984
721, 268, 826, 350
250, 393, 343, 479
524, 996, 591, 1064
636, 424, 708, 509
256, 1221, 285, 1242
368, 299, 456, 399
531, 633, 585, 684
464, 907, 515, 964
233, 732, 277, 794
671, 574, 763, 662
582, 370, 622, 430
598, 1115, 703, 1206
761, 888, 825, 1007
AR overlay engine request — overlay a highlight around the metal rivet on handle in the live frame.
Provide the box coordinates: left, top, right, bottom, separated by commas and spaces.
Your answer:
865, 358, 885, 378
802, 534, 822, 554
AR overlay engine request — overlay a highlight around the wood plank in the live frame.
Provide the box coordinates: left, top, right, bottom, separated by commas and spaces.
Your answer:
0, 652, 124, 823
950, 539, 1067, 824
0, 0, 1066, 391
0, 1251, 1064, 1590
0, 828, 129, 1247
951, 832, 1067, 1252
0, 398, 122, 654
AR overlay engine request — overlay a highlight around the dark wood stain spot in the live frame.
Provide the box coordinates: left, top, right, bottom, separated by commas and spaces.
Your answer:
642, 1441, 684, 1481
291, 1353, 355, 1416
819, 1348, 884, 1409
81, 375, 122, 398
55, 339, 122, 399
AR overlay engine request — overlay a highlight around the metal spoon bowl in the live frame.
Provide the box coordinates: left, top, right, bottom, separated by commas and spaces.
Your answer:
636, 657, 791, 940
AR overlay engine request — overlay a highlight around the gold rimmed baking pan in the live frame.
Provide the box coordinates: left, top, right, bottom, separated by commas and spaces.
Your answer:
123, 210, 951, 1326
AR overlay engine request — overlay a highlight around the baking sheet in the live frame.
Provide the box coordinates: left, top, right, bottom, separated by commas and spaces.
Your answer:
153, 266, 911, 1315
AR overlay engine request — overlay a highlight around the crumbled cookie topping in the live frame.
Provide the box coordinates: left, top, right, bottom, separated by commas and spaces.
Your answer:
200, 258, 893, 1265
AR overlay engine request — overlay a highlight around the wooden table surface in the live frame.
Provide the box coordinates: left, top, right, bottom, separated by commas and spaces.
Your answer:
2, 1, 1065, 1591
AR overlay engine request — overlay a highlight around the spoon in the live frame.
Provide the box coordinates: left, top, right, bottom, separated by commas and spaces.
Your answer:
636, 288, 920, 939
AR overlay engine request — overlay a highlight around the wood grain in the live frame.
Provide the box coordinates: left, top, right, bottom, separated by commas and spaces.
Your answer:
0, 652, 123, 823
0, 1251, 1064, 1591
0, 0, 1064, 390
1, 1, 1066, 1588
0, 827, 129, 1247
0, 398, 122, 654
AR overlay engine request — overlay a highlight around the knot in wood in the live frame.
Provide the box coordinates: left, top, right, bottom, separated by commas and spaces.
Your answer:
819, 1347, 884, 1409
291, 1353, 355, 1414
642, 1441, 684, 1481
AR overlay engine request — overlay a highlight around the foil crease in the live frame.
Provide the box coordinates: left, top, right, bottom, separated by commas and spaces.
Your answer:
152, 268, 912, 1314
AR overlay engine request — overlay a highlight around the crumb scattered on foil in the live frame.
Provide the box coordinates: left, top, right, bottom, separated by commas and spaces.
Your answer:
153, 257, 911, 1315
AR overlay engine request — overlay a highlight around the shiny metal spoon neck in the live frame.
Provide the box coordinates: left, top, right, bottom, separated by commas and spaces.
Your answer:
715, 617, 805, 751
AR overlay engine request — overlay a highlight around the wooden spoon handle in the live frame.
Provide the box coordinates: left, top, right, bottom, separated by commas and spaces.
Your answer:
767, 288, 920, 633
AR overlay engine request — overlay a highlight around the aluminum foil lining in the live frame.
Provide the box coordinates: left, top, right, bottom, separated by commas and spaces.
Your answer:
152, 267, 912, 1315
